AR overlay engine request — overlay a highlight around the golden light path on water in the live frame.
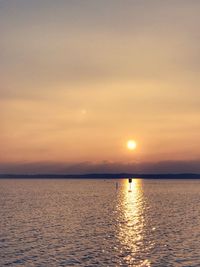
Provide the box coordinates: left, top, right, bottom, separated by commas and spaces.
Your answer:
116, 179, 151, 266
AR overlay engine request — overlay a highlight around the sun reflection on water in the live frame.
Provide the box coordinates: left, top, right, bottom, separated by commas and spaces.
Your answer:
116, 179, 151, 266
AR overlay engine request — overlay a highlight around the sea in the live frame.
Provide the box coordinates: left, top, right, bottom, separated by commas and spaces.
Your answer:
0, 178, 200, 267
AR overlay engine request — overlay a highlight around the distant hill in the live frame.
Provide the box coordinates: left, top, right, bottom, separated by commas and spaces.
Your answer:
0, 173, 200, 179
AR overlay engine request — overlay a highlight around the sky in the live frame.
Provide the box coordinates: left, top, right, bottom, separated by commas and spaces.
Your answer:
1, 0, 200, 174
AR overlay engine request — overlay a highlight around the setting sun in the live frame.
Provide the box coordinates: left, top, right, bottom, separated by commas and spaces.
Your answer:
127, 140, 137, 150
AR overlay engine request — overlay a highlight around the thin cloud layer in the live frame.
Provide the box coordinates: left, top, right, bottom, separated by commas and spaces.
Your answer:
0, 1, 200, 172
1, 160, 200, 175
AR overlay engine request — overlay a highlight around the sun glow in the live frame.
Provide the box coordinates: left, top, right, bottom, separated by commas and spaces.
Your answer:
127, 140, 137, 150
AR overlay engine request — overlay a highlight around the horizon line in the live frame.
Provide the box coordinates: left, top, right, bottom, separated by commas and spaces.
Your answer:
1, 173, 200, 179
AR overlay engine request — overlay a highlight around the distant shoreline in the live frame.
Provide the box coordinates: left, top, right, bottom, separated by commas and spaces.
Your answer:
1, 173, 200, 179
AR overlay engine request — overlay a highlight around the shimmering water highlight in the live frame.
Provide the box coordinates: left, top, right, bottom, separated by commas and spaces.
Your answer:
1, 179, 200, 266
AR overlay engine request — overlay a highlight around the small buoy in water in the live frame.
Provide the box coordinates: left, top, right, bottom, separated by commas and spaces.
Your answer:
128, 178, 132, 192
116, 182, 118, 190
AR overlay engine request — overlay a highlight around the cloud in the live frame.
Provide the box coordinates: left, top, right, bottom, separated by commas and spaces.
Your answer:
1, 1, 200, 166
1, 160, 200, 175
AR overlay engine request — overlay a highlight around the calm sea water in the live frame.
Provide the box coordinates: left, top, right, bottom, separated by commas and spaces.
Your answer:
0, 179, 200, 267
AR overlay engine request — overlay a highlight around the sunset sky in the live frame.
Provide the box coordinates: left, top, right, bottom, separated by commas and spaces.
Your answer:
1, 0, 200, 174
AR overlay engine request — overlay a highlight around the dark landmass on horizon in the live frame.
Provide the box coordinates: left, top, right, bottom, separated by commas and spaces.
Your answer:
1, 173, 200, 179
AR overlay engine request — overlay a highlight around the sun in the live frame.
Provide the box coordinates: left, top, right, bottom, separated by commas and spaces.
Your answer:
127, 140, 137, 150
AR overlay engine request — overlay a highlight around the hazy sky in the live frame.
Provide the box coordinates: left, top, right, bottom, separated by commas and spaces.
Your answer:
1, 0, 200, 173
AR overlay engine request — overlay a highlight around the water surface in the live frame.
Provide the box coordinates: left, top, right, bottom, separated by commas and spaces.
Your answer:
0, 179, 200, 266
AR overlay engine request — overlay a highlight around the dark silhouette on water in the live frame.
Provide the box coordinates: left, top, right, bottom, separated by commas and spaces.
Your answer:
116, 182, 118, 189
128, 178, 132, 192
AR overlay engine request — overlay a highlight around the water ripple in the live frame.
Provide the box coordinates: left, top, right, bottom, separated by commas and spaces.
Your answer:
1, 179, 200, 266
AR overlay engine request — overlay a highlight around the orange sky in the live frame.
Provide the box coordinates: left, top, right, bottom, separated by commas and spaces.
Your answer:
1, 1, 200, 173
